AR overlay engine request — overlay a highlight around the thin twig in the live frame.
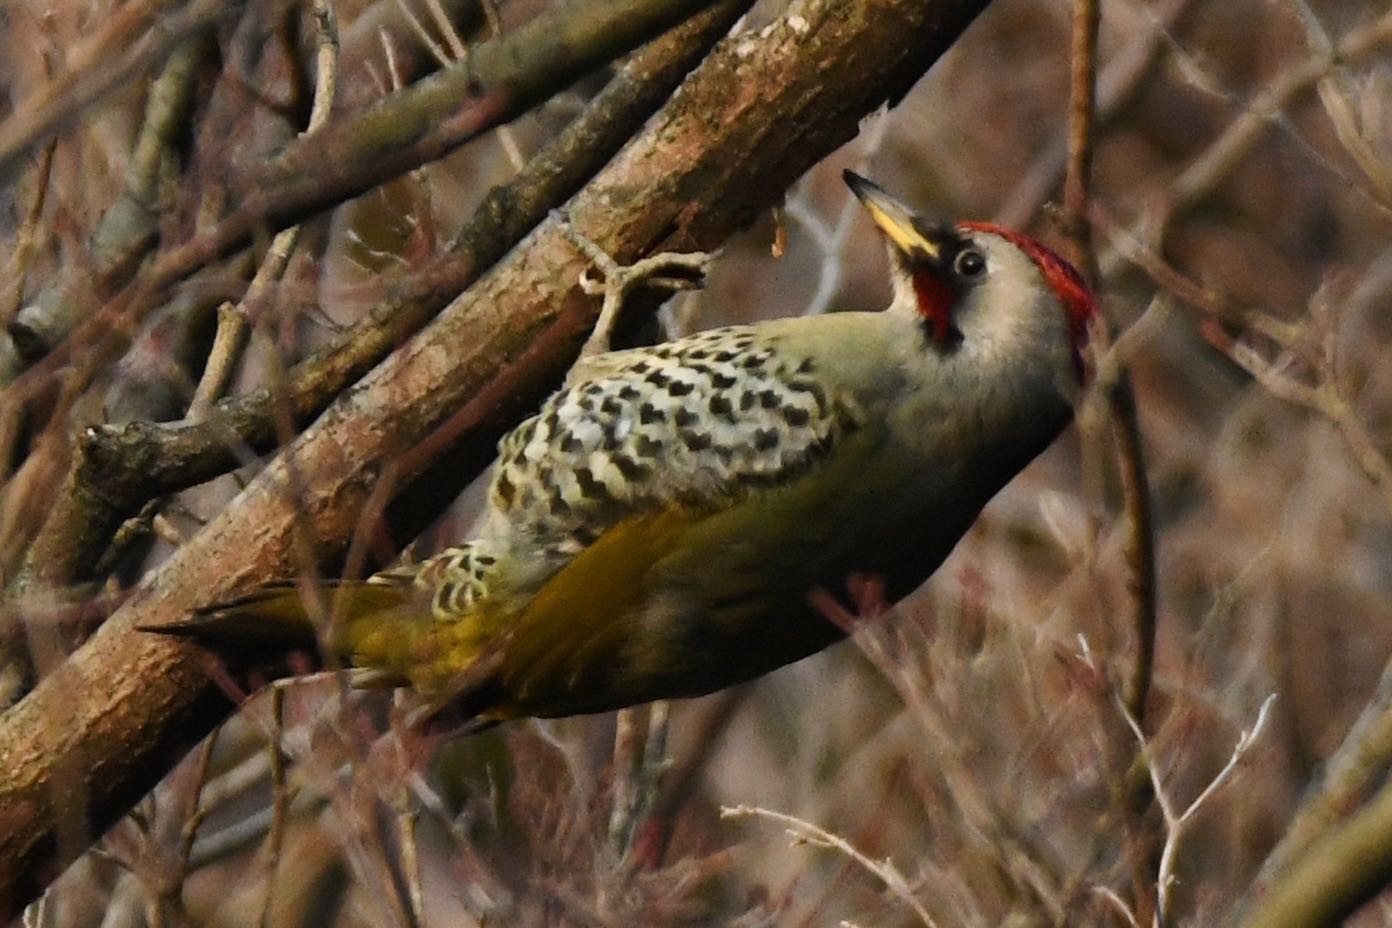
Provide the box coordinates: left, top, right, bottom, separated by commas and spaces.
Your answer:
397, 787, 427, 927
784, 109, 890, 317
1061, 0, 1100, 273
2, 140, 56, 329
187, 303, 250, 420
173, 725, 222, 888
1093, 295, 1173, 395
392, 0, 452, 68
721, 805, 940, 928
424, 0, 467, 60
607, 705, 645, 856
1110, 382, 1157, 723
1091, 885, 1140, 928
1063, 0, 1157, 728
259, 687, 289, 928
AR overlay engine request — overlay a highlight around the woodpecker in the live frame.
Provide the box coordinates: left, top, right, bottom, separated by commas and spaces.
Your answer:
153, 171, 1095, 729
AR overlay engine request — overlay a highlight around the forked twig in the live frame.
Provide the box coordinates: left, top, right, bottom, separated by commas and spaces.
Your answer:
1081, 634, 1276, 928
554, 211, 711, 359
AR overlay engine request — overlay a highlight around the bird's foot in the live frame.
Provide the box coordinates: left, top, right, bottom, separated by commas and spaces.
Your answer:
552, 210, 712, 357
845, 572, 890, 620
808, 572, 892, 632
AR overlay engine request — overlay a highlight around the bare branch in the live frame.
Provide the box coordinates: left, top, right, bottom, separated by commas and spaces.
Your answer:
1120, 692, 1275, 927
997, 0, 1197, 229
1077, 635, 1275, 928
1061, 0, 1100, 274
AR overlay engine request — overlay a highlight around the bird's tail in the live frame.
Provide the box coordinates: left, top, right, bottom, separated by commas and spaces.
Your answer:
148, 581, 331, 645
142, 578, 493, 697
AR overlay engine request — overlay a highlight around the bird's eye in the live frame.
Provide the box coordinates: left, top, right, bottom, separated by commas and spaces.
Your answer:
955, 248, 986, 278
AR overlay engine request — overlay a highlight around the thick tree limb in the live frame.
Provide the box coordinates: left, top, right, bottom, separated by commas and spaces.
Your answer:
0, 0, 990, 916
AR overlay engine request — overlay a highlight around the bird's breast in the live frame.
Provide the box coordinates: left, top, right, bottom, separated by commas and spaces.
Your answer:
598, 427, 978, 702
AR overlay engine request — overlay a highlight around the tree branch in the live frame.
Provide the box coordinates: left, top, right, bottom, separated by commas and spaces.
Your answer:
1241, 772, 1392, 928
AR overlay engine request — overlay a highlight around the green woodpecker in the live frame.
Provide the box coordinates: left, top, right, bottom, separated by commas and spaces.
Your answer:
152, 171, 1095, 730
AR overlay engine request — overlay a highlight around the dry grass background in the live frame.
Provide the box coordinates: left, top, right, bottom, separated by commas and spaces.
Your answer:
3, 0, 1392, 924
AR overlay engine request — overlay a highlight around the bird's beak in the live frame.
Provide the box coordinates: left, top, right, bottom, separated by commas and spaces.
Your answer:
843, 170, 947, 264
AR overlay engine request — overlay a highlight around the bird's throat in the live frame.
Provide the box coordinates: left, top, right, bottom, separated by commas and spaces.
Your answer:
911, 270, 958, 347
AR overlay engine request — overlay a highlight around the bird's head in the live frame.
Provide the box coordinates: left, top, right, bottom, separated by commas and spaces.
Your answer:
844, 170, 1095, 384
